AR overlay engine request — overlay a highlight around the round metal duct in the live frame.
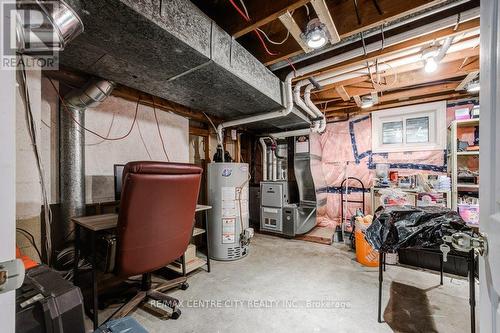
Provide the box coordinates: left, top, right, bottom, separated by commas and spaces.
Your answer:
16, 0, 83, 53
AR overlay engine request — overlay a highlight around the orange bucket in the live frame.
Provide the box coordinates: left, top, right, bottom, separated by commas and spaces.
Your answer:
354, 217, 379, 267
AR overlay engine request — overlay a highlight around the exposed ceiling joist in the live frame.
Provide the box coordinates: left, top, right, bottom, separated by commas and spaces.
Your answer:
455, 70, 479, 91
298, 17, 480, 80
377, 82, 460, 103
314, 56, 479, 105
326, 91, 471, 115
231, 0, 311, 38
279, 11, 312, 53
265, 0, 450, 65
313, 46, 479, 96
335, 86, 350, 101
310, 0, 340, 44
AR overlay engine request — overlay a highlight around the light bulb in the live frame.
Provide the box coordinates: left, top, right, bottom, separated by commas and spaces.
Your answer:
361, 100, 374, 109
302, 19, 328, 49
467, 82, 480, 93
424, 57, 438, 73
307, 34, 327, 49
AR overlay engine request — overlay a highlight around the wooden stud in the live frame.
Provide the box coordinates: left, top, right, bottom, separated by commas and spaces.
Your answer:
278, 11, 313, 53
455, 70, 479, 91
231, 0, 312, 38
335, 86, 351, 101
310, 0, 341, 43
264, 0, 455, 66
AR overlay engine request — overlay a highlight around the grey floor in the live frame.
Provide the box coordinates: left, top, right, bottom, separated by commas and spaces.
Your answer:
99, 234, 475, 332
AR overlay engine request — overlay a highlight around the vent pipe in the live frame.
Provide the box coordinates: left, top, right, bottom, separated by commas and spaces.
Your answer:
16, 0, 83, 53
60, 79, 115, 241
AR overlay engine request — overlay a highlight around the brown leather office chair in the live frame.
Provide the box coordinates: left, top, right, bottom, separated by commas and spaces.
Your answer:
109, 161, 202, 320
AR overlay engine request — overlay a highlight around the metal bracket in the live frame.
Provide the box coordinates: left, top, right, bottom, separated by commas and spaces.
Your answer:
0, 259, 25, 294
442, 232, 488, 256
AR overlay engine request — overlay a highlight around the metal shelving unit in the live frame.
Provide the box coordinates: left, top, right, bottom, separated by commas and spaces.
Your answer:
448, 118, 480, 211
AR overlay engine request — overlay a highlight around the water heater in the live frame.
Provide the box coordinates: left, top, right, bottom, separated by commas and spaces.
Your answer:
208, 163, 251, 261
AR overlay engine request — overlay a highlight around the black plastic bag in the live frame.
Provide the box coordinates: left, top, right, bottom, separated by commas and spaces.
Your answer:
365, 205, 474, 252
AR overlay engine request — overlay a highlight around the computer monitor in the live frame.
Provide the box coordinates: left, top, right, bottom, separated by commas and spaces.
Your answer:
114, 164, 125, 201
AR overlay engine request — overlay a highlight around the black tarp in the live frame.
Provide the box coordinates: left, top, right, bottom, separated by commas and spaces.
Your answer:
365, 205, 475, 252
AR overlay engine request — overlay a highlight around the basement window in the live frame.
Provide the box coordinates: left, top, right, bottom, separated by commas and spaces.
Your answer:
372, 101, 446, 153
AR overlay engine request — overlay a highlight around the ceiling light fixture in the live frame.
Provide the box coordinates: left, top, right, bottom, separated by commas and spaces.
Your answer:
301, 18, 328, 49
360, 95, 374, 109
467, 80, 480, 93
424, 57, 438, 73
421, 45, 440, 73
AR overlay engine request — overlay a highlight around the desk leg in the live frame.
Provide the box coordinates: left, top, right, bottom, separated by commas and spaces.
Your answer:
469, 250, 476, 333
205, 210, 211, 273
91, 232, 98, 330
439, 253, 444, 285
73, 225, 81, 287
181, 254, 186, 276
378, 252, 384, 323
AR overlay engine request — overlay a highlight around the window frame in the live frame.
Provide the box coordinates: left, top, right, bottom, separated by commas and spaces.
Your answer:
371, 101, 446, 153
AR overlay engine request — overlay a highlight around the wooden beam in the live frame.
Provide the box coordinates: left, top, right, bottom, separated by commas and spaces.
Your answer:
112, 85, 220, 124
43, 67, 220, 124
381, 82, 460, 102
455, 70, 479, 91
326, 91, 471, 113
315, 52, 479, 100
278, 11, 312, 53
335, 86, 350, 101
353, 95, 362, 107
265, 0, 453, 66
231, 0, 311, 38
297, 17, 480, 80
383, 57, 479, 91
310, 0, 340, 43
331, 0, 447, 41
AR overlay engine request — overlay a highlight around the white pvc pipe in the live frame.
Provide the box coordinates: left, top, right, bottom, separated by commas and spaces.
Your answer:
217, 72, 295, 141
269, 128, 312, 139
293, 84, 320, 132
215, 8, 479, 140
292, 8, 479, 79
304, 84, 327, 133
259, 137, 268, 181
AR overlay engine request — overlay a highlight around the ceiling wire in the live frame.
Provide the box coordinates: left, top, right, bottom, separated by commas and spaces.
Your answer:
152, 96, 171, 161
257, 28, 290, 45
48, 78, 140, 141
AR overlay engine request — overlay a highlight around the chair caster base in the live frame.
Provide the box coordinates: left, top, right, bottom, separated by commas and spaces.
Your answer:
180, 282, 189, 290
171, 308, 181, 319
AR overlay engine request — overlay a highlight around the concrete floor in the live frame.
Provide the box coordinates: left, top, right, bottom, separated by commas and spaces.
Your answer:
99, 234, 475, 332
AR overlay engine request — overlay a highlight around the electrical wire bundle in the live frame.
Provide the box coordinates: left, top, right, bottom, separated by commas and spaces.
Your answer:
19, 56, 53, 265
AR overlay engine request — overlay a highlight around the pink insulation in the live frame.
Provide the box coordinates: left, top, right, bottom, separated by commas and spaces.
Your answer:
310, 115, 446, 229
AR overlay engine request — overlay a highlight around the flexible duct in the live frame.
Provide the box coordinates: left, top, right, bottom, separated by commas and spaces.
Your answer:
60, 79, 115, 241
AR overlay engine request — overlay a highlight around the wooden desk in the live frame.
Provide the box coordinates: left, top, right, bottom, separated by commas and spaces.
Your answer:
71, 204, 212, 329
